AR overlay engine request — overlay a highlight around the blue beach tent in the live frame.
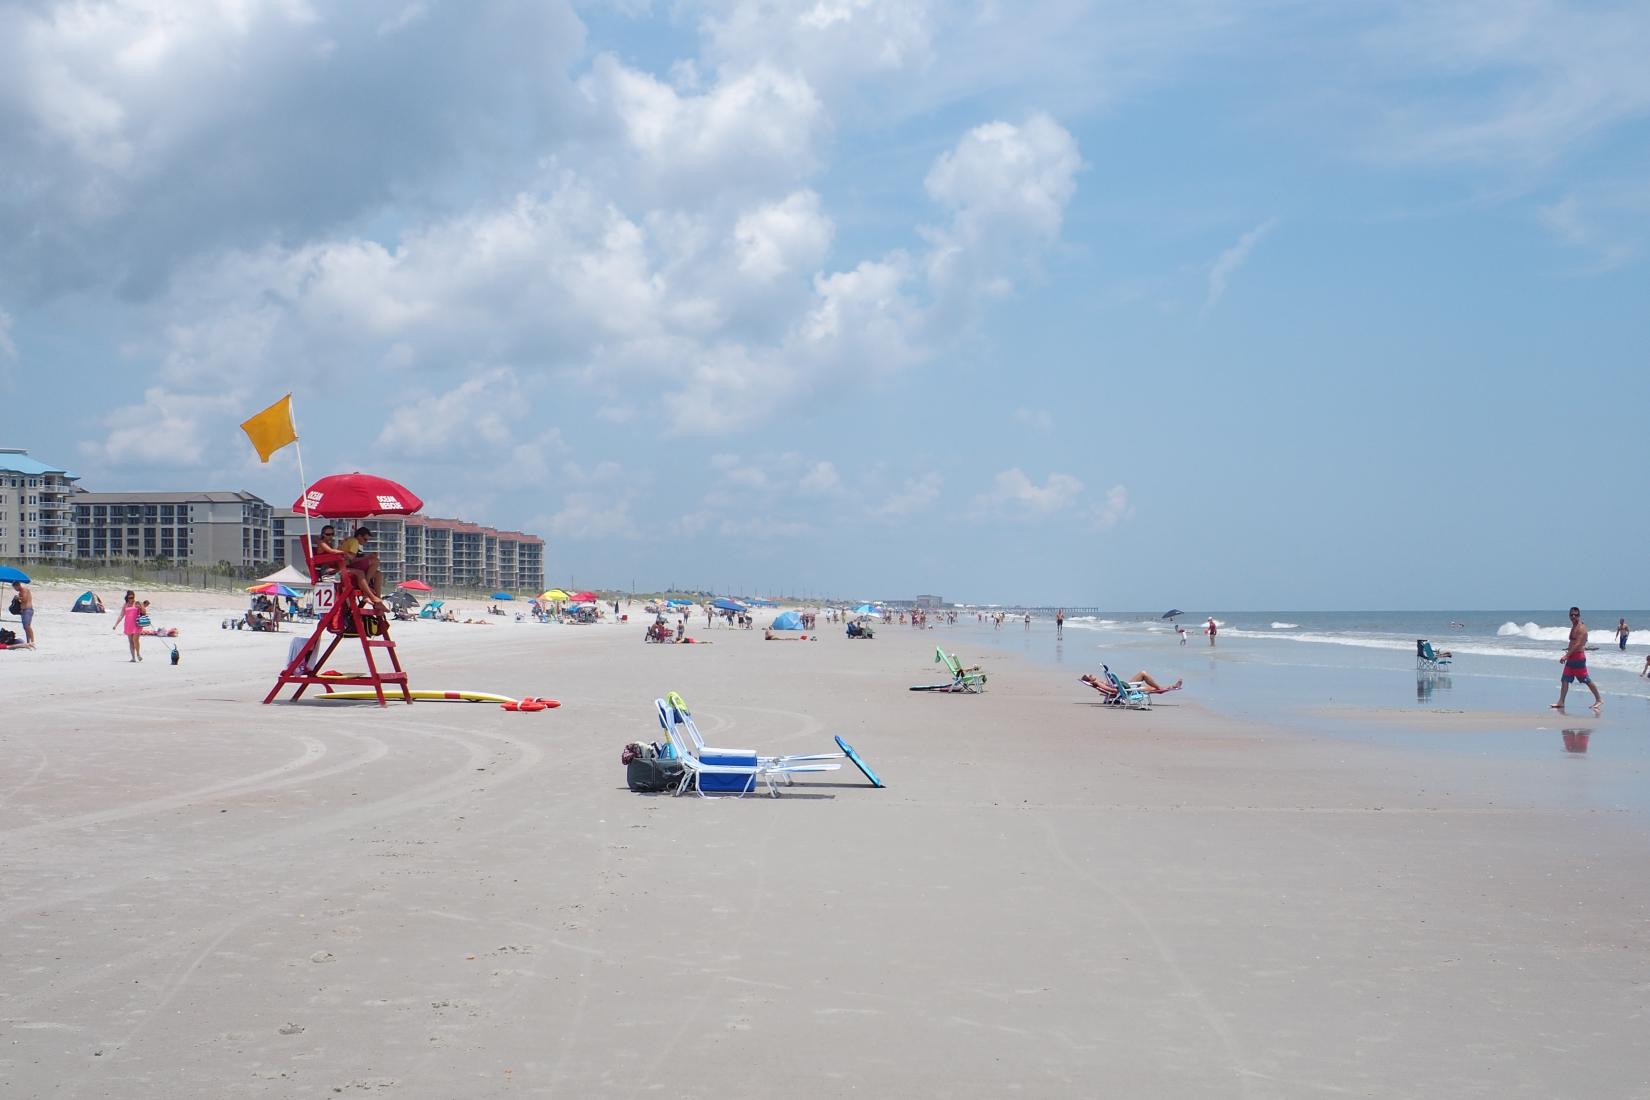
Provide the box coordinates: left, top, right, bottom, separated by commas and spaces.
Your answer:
71, 590, 104, 613
770, 610, 804, 630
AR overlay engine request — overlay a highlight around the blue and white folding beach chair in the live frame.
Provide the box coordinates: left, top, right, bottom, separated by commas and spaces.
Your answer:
655, 703, 840, 797
661, 692, 845, 768
1416, 639, 1452, 671
1102, 664, 1152, 709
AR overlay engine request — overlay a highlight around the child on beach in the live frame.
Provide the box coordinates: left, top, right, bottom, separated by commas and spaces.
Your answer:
114, 590, 143, 662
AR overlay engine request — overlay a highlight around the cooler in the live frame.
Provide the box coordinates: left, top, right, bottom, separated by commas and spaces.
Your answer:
698, 751, 758, 794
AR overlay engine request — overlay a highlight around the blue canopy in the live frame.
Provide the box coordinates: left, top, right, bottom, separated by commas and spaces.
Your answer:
0, 565, 30, 584
712, 597, 747, 612
492, 591, 514, 600
770, 610, 804, 630
666, 598, 694, 607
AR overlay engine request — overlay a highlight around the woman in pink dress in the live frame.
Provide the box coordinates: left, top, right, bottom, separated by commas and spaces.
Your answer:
113, 590, 143, 662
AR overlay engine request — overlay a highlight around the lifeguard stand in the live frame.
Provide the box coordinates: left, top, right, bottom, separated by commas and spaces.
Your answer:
263, 536, 411, 706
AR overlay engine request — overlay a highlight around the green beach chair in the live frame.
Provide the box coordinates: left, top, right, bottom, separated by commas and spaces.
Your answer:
936, 647, 987, 693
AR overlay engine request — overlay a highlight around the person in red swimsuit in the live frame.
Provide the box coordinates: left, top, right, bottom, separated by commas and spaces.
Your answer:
1552, 606, 1602, 713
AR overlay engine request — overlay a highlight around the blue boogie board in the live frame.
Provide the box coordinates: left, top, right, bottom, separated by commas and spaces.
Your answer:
834, 735, 884, 788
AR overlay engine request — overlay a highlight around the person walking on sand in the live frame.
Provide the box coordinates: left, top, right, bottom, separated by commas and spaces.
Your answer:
1617, 618, 1629, 651
1177, 624, 1188, 645
1206, 616, 1217, 646
11, 581, 35, 648
114, 590, 143, 662
1553, 606, 1602, 713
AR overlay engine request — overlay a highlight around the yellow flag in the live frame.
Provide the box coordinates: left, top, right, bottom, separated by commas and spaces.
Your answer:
241, 394, 298, 462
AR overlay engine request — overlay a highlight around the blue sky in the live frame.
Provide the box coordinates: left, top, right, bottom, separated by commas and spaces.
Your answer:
1, 1, 1646, 608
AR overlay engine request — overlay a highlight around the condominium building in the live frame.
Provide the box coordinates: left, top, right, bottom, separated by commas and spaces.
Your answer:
72, 491, 273, 568
273, 510, 545, 592
0, 449, 79, 562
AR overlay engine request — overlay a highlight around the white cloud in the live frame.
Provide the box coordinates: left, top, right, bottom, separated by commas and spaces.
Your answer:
1203, 218, 1277, 317
875, 471, 942, 517
923, 114, 1082, 300
579, 55, 826, 204
0, 1, 586, 295
799, 460, 843, 495
1365, 0, 1650, 168
702, 0, 936, 89
376, 368, 538, 460
548, 491, 640, 541
718, 516, 810, 540
1012, 407, 1053, 432
971, 468, 1084, 518
1537, 194, 1636, 272
735, 191, 833, 279
77, 386, 240, 468
1090, 484, 1131, 530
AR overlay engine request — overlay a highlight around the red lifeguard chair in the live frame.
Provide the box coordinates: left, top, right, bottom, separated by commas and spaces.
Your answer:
263, 535, 411, 706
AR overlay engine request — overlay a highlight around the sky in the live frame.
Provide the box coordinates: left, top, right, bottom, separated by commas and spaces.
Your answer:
2, 0, 1647, 609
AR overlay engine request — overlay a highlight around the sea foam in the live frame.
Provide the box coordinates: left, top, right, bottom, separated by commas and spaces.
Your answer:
1271, 622, 1299, 630
1498, 621, 1571, 643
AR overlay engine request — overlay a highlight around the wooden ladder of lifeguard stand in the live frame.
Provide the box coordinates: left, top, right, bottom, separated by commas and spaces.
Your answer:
263, 539, 412, 706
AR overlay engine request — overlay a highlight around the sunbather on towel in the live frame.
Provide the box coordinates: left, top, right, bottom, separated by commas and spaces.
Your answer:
1081, 671, 1183, 697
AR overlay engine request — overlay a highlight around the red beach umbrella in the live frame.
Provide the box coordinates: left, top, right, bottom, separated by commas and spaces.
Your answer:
293, 473, 423, 518
568, 590, 597, 602
398, 579, 433, 592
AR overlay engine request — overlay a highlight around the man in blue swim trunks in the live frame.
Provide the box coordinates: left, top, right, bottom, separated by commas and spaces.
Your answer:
1552, 606, 1602, 713
11, 581, 34, 648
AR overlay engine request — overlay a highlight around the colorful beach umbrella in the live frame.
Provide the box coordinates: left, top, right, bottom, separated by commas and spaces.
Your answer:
398, 579, 433, 592
540, 589, 569, 601
293, 472, 423, 518
491, 591, 514, 600
249, 582, 300, 598
712, 597, 747, 612
0, 565, 30, 584
568, 591, 597, 602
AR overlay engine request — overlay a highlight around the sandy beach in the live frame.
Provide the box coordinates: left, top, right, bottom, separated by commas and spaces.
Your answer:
4, 587, 1650, 1098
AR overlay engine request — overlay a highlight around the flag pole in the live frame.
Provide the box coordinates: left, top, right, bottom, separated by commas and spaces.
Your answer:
287, 393, 314, 553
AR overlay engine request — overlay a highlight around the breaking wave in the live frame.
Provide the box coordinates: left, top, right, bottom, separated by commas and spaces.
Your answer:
1498, 621, 1571, 643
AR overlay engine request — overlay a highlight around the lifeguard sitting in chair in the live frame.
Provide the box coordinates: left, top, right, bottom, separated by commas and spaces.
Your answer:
263, 526, 409, 705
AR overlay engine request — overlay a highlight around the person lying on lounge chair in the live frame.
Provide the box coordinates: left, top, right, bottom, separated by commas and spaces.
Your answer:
1080, 670, 1183, 697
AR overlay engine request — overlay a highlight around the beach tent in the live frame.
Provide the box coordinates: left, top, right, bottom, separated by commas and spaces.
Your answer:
256, 564, 315, 589
770, 610, 804, 630
71, 591, 104, 613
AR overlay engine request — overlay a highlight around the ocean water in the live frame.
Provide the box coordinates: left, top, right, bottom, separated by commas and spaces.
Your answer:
939, 609, 1650, 813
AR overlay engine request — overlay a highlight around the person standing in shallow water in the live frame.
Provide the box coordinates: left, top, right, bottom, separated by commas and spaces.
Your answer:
1055, 608, 1064, 639
1616, 618, 1629, 651
1206, 617, 1217, 646
1552, 606, 1602, 713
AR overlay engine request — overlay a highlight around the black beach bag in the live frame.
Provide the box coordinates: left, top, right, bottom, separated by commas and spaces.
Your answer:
627, 756, 684, 793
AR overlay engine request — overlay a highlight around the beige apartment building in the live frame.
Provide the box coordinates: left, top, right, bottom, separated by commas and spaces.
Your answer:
73, 491, 274, 568
273, 509, 544, 592
0, 449, 78, 562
